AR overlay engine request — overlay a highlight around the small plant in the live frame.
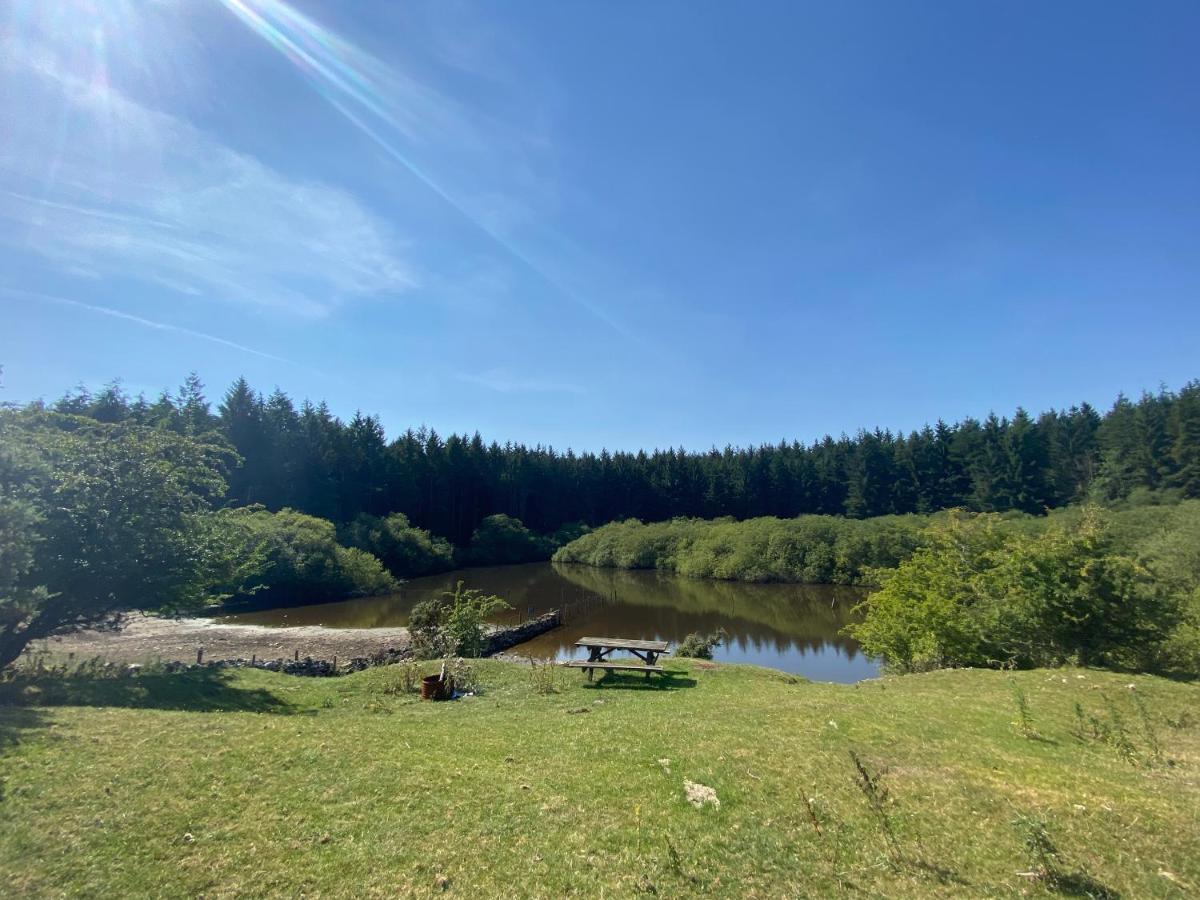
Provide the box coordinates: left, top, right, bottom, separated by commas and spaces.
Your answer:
408, 598, 452, 660
1100, 692, 1138, 764
1165, 710, 1195, 730
408, 582, 510, 659
675, 628, 726, 660
1071, 701, 1088, 741
1009, 678, 1037, 739
528, 657, 559, 694
663, 837, 688, 880
798, 788, 850, 880
848, 749, 901, 867
1013, 812, 1118, 899
1014, 812, 1059, 884
1128, 687, 1163, 766
381, 659, 423, 695
444, 656, 479, 694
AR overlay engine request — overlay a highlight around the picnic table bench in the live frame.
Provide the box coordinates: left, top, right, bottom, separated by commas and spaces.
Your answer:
562, 636, 671, 681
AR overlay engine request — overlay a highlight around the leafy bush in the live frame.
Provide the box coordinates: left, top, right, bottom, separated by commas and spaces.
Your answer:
463, 514, 553, 566
407, 580, 510, 659
848, 509, 1184, 672
338, 512, 455, 578
553, 514, 928, 584
675, 629, 726, 659
216, 507, 397, 607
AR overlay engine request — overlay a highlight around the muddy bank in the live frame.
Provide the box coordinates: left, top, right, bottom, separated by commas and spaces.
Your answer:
45, 615, 412, 665
45, 609, 563, 669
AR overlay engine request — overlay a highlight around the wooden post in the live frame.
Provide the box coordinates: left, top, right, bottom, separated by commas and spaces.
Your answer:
196, 647, 203, 665
332, 655, 337, 673
251, 654, 256, 666
294, 649, 299, 661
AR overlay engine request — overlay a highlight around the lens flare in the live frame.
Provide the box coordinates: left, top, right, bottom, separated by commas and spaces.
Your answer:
218, 0, 628, 337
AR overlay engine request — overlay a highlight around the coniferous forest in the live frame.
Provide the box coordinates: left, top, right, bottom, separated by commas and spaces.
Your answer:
40, 374, 1200, 545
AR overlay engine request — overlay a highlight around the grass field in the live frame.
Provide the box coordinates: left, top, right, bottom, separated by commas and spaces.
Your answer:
1, 659, 1197, 898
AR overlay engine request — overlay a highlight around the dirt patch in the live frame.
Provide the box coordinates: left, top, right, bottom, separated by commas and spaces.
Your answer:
43, 615, 411, 665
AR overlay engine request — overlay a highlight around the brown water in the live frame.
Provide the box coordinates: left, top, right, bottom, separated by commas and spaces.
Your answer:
222, 562, 879, 682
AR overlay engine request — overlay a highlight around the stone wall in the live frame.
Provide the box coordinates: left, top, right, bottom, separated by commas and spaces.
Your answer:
483, 609, 562, 656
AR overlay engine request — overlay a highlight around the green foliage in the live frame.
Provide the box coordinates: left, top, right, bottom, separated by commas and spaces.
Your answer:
463, 514, 553, 566
0, 409, 233, 668
1009, 679, 1037, 739
338, 512, 455, 578
214, 507, 396, 607
46, 374, 1200, 550
849, 509, 1185, 673
554, 514, 928, 584
408, 580, 510, 659
675, 629, 725, 659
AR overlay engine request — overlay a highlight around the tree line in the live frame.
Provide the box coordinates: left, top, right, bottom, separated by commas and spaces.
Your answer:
43, 374, 1200, 545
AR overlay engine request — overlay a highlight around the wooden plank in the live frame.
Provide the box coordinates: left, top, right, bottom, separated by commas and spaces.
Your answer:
574, 637, 670, 653
561, 661, 665, 673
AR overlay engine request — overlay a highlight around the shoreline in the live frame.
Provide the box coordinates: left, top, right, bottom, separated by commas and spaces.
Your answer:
41, 609, 563, 667
43, 615, 412, 665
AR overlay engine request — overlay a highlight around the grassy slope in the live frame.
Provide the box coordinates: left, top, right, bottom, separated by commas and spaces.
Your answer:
1, 661, 1197, 898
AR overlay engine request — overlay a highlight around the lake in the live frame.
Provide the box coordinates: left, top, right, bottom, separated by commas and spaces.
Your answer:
222, 562, 879, 683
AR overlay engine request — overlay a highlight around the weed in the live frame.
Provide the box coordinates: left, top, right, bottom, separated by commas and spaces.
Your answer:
675, 629, 726, 660
800, 788, 851, 883
444, 657, 480, 694
1165, 711, 1195, 730
848, 749, 901, 867
1099, 693, 1138, 765
528, 657, 559, 694
1127, 688, 1163, 766
663, 837, 688, 880
1012, 813, 1119, 899
1014, 812, 1058, 881
381, 660, 423, 695
1009, 678, 1037, 739
1071, 701, 1088, 741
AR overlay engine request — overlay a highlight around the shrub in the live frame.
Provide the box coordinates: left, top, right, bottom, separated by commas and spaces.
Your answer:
463, 514, 553, 566
676, 629, 726, 660
408, 581, 510, 659
848, 509, 1183, 672
553, 514, 928, 584
215, 507, 397, 607
338, 513, 454, 578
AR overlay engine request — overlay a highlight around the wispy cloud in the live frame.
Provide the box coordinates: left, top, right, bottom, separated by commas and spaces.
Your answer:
456, 368, 585, 395
0, 42, 413, 318
216, 0, 634, 338
5, 287, 300, 366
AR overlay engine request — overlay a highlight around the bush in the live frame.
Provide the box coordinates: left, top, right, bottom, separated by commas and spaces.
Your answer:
463, 514, 553, 566
848, 509, 1184, 672
676, 629, 726, 660
407, 580, 510, 659
338, 512, 455, 578
215, 507, 397, 607
553, 514, 928, 584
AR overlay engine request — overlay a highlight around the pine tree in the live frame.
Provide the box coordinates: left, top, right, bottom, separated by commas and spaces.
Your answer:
1170, 381, 1200, 497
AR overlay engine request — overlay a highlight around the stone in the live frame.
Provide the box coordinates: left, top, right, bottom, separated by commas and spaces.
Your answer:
683, 780, 720, 810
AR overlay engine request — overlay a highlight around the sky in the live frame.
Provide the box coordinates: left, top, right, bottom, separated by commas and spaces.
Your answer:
2, 0, 1198, 452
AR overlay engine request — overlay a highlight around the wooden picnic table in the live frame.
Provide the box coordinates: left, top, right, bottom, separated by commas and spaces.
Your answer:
563, 636, 671, 681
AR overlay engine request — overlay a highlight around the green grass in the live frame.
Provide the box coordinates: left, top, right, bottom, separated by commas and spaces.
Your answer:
1, 661, 1197, 898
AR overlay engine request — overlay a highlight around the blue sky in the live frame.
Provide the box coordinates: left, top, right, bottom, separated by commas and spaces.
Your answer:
2, 0, 1198, 451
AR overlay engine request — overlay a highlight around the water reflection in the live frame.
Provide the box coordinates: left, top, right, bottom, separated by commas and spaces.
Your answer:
222, 562, 879, 682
